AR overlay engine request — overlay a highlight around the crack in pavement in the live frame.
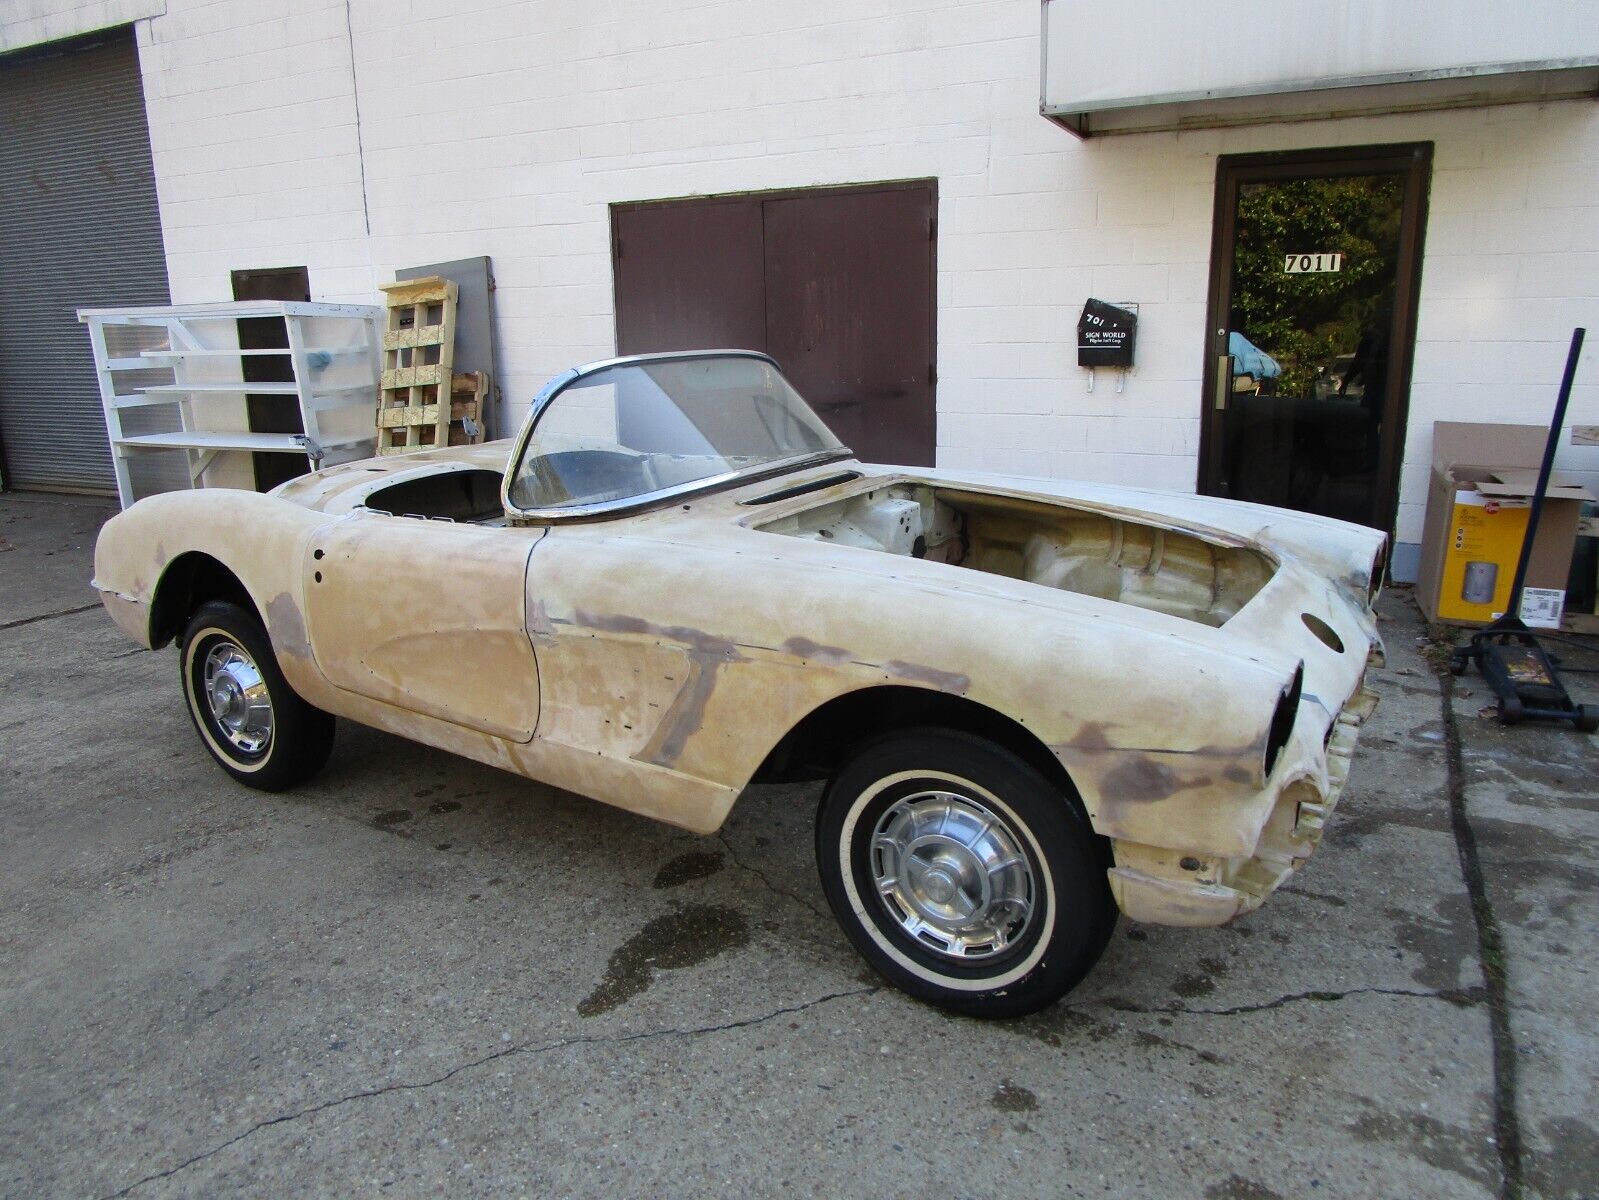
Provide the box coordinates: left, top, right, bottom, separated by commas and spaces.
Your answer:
1276, 882, 1349, 908
0, 601, 102, 632
96, 985, 877, 1199
1437, 663, 1524, 1200
1085, 983, 1486, 1018
716, 831, 831, 922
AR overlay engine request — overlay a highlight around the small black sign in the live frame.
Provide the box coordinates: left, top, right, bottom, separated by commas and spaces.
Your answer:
1078, 299, 1137, 368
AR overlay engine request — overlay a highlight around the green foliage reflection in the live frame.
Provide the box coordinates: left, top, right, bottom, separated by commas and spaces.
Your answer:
1230, 176, 1403, 396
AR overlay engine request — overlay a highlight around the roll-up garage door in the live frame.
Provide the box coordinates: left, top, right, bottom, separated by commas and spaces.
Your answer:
0, 28, 170, 493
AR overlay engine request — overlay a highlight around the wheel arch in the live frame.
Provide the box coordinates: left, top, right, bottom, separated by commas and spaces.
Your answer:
752, 684, 1096, 832
150, 552, 263, 648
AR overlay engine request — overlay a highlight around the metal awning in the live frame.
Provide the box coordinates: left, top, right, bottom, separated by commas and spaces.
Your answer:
1041, 0, 1599, 137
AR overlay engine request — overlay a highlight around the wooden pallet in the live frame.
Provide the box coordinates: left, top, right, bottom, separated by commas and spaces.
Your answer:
376, 276, 458, 454
447, 370, 490, 446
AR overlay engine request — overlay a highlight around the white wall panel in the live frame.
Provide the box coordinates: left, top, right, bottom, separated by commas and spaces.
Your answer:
1, 0, 164, 52
1045, 0, 1599, 109
1043, 0, 1599, 134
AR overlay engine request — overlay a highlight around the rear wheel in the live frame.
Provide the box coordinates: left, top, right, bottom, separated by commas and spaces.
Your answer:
180, 600, 334, 791
816, 729, 1114, 1018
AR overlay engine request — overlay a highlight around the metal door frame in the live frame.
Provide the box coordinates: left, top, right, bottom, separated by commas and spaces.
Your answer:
1197, 143, 1432, 536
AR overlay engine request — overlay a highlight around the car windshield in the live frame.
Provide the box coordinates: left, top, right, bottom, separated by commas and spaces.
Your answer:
506, 354, 846, 512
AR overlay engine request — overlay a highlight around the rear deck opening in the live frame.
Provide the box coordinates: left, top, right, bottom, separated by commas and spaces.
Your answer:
753, 483, 1274, 626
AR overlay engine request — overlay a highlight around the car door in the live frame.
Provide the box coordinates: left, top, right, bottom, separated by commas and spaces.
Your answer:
303, 511, 543, 742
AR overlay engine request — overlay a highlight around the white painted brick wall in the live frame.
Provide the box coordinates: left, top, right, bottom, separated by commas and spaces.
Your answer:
30, 0, 1595, 553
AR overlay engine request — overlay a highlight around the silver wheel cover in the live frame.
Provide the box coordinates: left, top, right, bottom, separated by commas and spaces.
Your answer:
868, 790, 1037, 961
201, 640, 273, 755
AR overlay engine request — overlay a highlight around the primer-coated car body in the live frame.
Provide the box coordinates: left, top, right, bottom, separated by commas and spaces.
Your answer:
93, 351, 1384, 928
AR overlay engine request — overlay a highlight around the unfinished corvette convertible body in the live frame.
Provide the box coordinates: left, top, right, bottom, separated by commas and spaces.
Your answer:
94, 350, 1384, 1016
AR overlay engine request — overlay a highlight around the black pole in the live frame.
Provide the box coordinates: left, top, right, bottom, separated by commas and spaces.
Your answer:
1504, 327, 1585, 623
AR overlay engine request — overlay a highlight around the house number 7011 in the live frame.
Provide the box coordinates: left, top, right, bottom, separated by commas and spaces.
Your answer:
1283, 253, 1343, 274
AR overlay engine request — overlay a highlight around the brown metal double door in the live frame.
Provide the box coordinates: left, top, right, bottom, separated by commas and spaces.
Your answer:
611, 181, 937, 467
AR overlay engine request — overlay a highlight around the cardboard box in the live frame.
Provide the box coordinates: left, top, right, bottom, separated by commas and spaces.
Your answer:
1569, 508, 1599, 635
1416, 422, 1595, 629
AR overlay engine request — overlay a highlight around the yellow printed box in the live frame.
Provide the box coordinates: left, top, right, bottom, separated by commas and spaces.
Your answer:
1435, 491, 1532, 624
1417, 423, 1593, 629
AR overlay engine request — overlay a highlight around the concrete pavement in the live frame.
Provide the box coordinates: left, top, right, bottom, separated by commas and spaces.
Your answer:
1, 490, 1594, 1198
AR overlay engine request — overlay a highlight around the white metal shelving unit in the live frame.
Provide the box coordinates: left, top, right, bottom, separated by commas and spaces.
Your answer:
78, 301, 384, 508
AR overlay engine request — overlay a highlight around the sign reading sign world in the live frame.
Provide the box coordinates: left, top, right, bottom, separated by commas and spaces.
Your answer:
1077, 299, 1137, 368
1283, 252, 1343, 274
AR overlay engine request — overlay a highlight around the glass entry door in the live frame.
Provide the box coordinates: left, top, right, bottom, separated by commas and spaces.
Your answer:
1200, 146, 1431, 533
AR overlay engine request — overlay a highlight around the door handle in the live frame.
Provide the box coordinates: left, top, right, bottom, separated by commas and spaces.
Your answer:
1214, 355, 1231, 411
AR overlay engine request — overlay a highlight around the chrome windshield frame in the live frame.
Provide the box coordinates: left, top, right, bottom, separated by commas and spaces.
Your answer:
499, 349, 853, 523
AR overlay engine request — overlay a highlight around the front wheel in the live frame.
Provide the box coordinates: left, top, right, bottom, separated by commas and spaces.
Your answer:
180, 600, 335, 791
816, 729, 1114, 1018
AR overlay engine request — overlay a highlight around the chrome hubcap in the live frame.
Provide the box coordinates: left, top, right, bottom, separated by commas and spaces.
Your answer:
202, 641, 272, 755
869, 791, 1037, 960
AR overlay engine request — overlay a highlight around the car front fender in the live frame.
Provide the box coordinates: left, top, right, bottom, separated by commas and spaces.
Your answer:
93, 490, 327, 671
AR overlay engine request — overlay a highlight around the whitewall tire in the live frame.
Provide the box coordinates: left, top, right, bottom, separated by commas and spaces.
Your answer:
817, 728, 1113, 1018
180, 600, 334, 792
